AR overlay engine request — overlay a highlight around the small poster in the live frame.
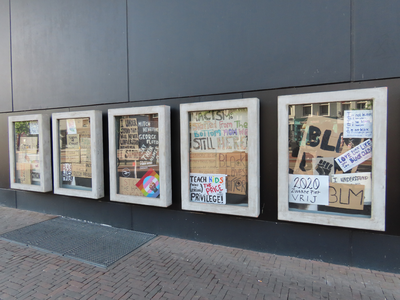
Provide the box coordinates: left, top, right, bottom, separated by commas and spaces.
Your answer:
344, 110, 373, 138
335, 139, 372, 172
289, 174, 329, 205
190, 173, 227, 204
312, 157, 334, 176
66, 119, 77, 134
29, 121, 39, 135
135, 168, 160, 198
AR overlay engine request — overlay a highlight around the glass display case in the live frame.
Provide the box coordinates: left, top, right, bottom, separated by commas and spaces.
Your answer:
52, 110, 104, 199
278, 88, 387, 231
8, 114, 52, 192
180, 98, 260, 217
108, 105, 171, 207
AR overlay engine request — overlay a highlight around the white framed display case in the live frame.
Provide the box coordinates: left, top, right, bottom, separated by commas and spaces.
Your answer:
52, 110, 104, 199
8, 114, 52, 192
278, 87, 387, 231
180, 98, 260, 217
108, 105, 171, 207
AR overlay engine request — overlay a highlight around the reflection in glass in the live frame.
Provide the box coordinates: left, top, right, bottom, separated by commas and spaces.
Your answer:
189, 108, 249, 206
288, 100, 373, 217
13, 121, 40, 185
58, 118, 92, 190
115, 114, 160, 198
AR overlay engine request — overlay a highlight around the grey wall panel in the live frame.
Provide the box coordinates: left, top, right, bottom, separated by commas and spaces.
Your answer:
0, 0, 12, 112
128, 0, 350, 101
0, 189, 16, 208
11, 0, 128, 111
353, 0, 400, 80
16, 191, 132, 230
0, 113, 11, 188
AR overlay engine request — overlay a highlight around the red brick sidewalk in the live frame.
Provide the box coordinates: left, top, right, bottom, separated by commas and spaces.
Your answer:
0, 207, 399, 300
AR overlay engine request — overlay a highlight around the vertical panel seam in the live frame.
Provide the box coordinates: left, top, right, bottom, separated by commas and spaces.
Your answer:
9, 0, 14, 111
350, 0, 355, 81
126, 0, 130, 102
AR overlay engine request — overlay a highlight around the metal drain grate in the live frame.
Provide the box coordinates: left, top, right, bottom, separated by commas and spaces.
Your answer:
0, 217, 155, 268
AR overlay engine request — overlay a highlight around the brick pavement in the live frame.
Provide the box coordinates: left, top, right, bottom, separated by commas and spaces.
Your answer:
0, 207, 399, 300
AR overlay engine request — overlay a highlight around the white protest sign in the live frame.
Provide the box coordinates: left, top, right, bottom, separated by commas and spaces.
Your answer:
331, 172, 371, 204
289, 174, 329, 205
344, 110, 373, 138
190, 173, 227, 204
335, 139, 372, 172
29, 121, 39, 135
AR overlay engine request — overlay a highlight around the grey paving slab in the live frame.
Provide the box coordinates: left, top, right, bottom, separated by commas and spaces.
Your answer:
0, 207, 399, 300
0, 206, 57, 234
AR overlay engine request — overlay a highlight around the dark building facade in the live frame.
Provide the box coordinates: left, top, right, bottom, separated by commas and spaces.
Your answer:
1, 0, 400, 272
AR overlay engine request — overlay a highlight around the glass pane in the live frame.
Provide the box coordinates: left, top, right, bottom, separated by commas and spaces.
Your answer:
58, 118, 92, 190
189, 108, 248, 206
116, 114, 160, 197
13, 121, 40, 185
288, 100, 373, 217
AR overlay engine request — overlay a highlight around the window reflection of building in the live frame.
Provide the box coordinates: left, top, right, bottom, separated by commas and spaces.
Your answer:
319, 103, 329, 116
302, 105, 312, 116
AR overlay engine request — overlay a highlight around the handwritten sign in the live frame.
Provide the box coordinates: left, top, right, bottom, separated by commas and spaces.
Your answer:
190, 109, 248, 153
71, 163, 92, 178
331, 172, 371, 204
119, 177, 142, 196
294, 116, 347, 175
29, 121, 39, 135
67, 134, 80, 149
335, 139, 372, 172
329, 183, 364, 210
16, 163, 31, 184
61, 149, 81, 163
20, 137, 38, 153
119, 117, 139, 150
344, 110, 373, 138
226, 175, 247, 195
61, 163, 73, 182
289, 174, 329, 205
190, 173, 227, 204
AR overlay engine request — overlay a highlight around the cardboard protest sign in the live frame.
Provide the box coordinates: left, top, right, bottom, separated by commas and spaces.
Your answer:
19, 137, 38, 153
335, 139, 372, 172
117, 149, 141, 161
119, 117, 139, 150
67, 134, 80, 149
71, 163, 92, 178
329, 183, 364, 210
226, 175, 247, 195
190, 173, 227, 204
190, 109, 248, 153
16, 163, 31, 184
331, 172, 371, 204
289, 174, 329, 205
119, 177, 142, 196
344, 110, 373, 138
60, 149, 81, 163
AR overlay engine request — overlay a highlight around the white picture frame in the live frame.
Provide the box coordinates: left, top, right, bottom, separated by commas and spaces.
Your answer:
108, 105, 171, 207
278, 87, 387, 231
180, 98, 260, 217
8, 114, 52, 192
52, 110, 104, 199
